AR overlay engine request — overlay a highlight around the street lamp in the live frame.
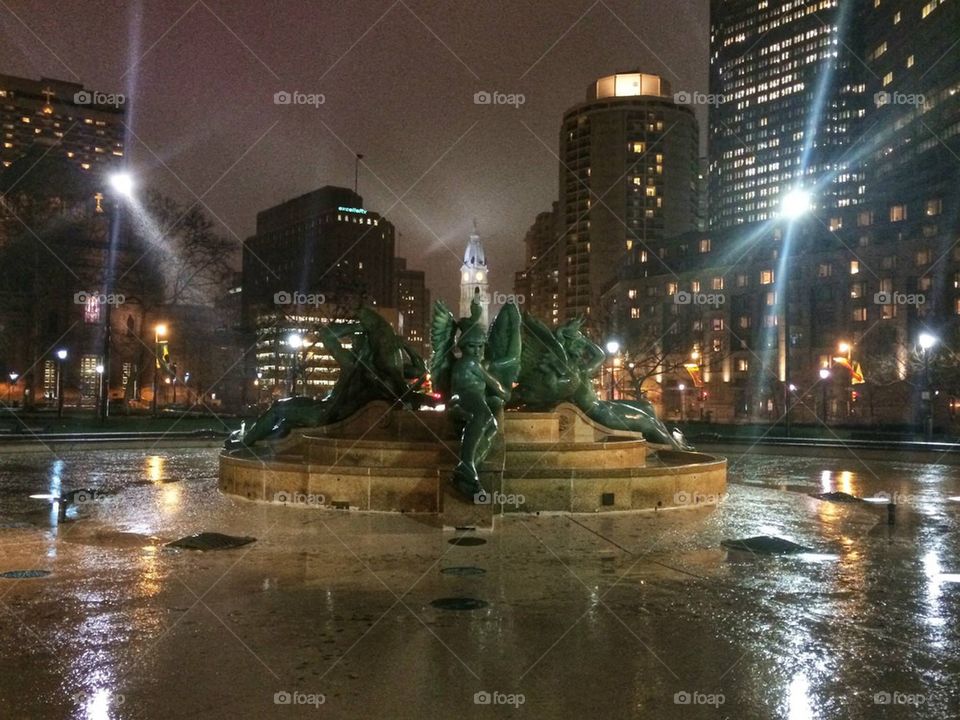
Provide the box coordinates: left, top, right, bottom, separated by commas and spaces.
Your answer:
919, 332, 938, 440
604, 339, 620, 401
152, 324, 167, 417
818, 367, 831, 425
678, 383, 686, 421
55, 349, 68, 419
99, 171, 135, 422
287, 333, 304, 396
6, 371, 18, 408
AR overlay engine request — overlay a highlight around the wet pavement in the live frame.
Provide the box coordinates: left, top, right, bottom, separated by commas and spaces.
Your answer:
1, 448, 959, 719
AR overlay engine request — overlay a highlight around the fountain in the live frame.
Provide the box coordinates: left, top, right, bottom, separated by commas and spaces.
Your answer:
219, 302, 726, 524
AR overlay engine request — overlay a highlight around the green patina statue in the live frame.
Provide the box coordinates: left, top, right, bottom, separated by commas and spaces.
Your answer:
226, 307, 428, 448
514, 314, 692, 450
430, 299, 521, 496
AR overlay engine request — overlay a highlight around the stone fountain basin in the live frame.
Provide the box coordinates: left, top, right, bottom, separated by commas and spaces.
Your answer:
219, 402, 727, 520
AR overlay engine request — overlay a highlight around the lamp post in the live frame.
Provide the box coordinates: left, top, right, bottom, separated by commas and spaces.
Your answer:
818, 367, 831, 425
838, 341, 851, 420
256, 371, 264, 407
678, 383, 686, 421
779, 186, 812, 438
605, 339, 620, 400
6, 371, 18, 408
919, 332, 938, 440
287, 333, 304, 396
152, 324, 167, 417
100, 171, 135, 422
55, 349, 67, 419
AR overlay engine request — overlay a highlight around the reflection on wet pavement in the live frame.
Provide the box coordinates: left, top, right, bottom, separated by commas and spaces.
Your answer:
1, 448, 958, 718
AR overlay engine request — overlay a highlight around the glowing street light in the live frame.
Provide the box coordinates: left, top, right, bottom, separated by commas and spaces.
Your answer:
605, 339, 620, 355
152, 324, 169, 417
55, 349, 67, 418
108, 171, 135, 198
818, 368, 831, 380
919, 332, 939, 439
780, 188, 813, 219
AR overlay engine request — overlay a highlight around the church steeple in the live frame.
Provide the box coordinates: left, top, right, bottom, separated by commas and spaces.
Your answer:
460, 220, 489, 326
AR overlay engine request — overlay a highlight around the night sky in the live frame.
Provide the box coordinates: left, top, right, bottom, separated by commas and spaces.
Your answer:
0, 0, 708, 307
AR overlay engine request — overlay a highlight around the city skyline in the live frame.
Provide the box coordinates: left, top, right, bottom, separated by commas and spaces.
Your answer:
0, 0, 710, 307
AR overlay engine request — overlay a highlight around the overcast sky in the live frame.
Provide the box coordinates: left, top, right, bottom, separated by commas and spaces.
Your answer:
0, 0, 709, 307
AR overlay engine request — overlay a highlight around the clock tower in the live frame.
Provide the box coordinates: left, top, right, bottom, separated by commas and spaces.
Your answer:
459, 220, 489, 327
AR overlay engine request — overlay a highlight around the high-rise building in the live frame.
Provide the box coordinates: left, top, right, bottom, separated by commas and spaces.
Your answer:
242, 186, 398, 394
518, 203, 561, 325
857, 0, 960, 209
396, 257, 430, 356
0, 74, 125, 173
459, 221, 489, 326
559, 71, 699, 322
708, 0, 864, 227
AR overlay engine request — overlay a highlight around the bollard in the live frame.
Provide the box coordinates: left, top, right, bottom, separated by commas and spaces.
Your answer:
887, 502, 895, 526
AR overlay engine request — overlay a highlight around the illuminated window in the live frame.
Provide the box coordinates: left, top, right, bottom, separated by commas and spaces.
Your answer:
889, 204, 907, 222
627, 289, 637, 299
631, 141, 646, 153
736, 273, 748, 288
691, 280, 701, 292
882, 72, 893, 87
765, 292, 776, 306
915, 249, 931, 266
630, 307, 640, 318
736, 358, 749, 372
711, 277, 724, 290
760, 269, 774, 285
712, 318, 724, 331
922, 0, 937, 17
857, 210, 873, 226
852, 307, 867, 322
829, 217, 842, 231
906, 54, 914, 68
925, 198, 942, 216
850, 282, 865, 299
699, 238, 711, 253
818, 263, 832, 278
666, 282, 678, 295
850, 260, 860, 275
894, 10, 901, 23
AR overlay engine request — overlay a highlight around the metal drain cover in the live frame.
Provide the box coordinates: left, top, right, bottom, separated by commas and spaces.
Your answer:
430, 597, 488, 610
167, 532, 256, 551
440, 566, 487, 576
721, 536, 811, 555
1, 569, 51, 579
448, 536, 486, 546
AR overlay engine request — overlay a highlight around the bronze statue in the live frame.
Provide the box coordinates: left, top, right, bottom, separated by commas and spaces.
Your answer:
430, 299, 521, 496
226, 307, 428, 448
514, 314, 692, 450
